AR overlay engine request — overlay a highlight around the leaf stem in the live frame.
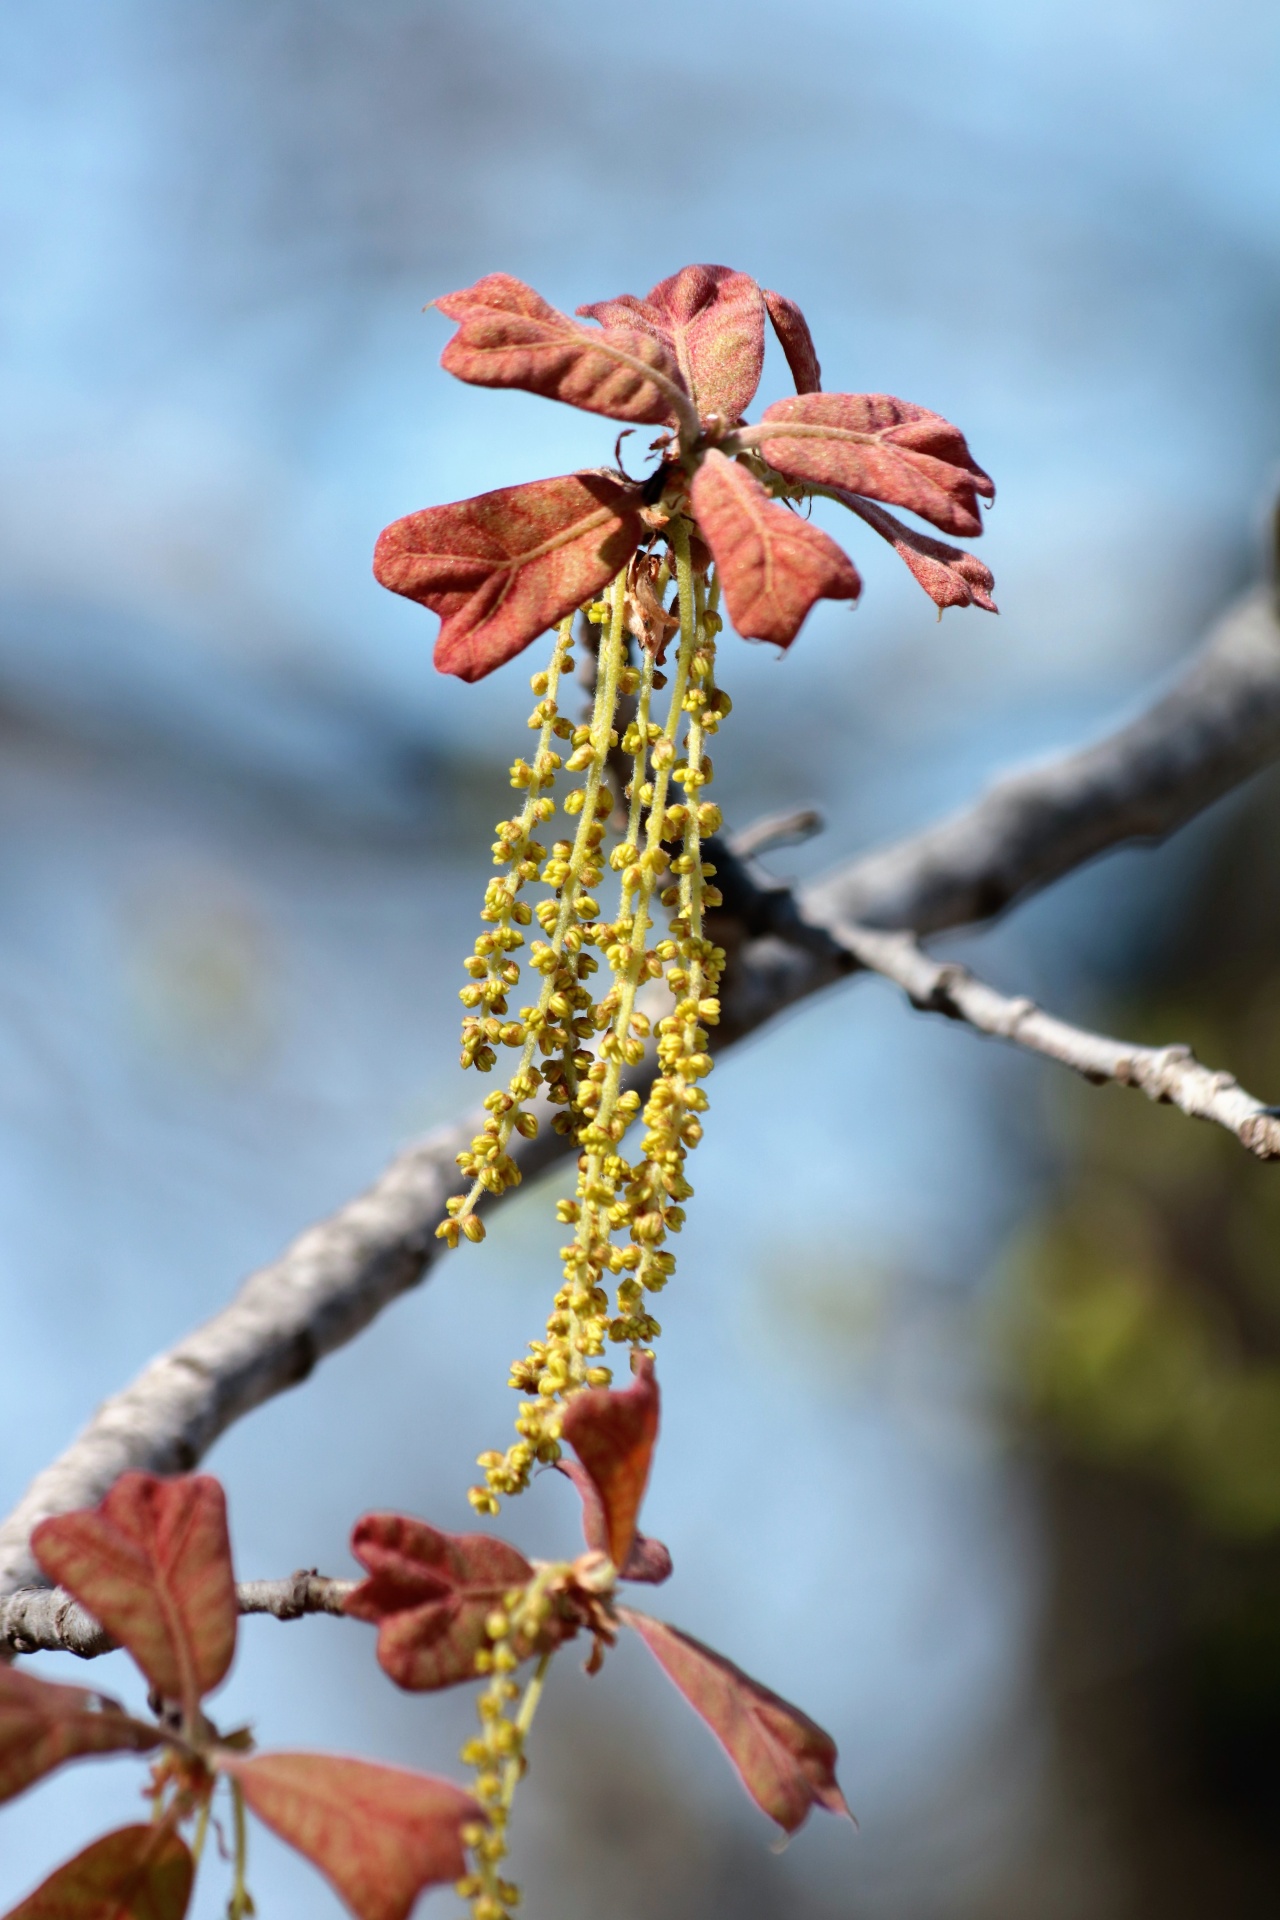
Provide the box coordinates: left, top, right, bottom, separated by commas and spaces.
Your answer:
501, 1649, 552, 1813
721, 420, 878, 453
227, 1779, 253, 1919
190, 1793, 212, 1867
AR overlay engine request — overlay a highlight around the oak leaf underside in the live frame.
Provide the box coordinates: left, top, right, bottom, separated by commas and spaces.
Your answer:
580, 265, 765, 425
0, 1668, 157, 1806
555, 1460, 673, 1584
372, 471, 647, 682
758, 393, 995, 539
436, 272, 686, 426
345, 1513, 541, 1690
559, 1352, 661, 1573
836, 492, 997, 611
30, 1474, 238, 1718
690, 451, 860, 647
2, 1823, 193, 1920
220, 1750, 481, 1920
620, 1609, 851, 1835
762, 289, 822, 395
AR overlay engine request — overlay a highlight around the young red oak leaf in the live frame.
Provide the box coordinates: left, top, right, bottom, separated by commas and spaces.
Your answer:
0, 1668, 157, 1806
762, 289, 822, 395
2, 1823, 193, 1920
756, 393, 995, 538
344, 1514, 551, 1690
219, 1751, 480, 1920
579, 266, 765, 425
555, 1460, 673, 1585
31, 1473, 238, 1720
559, 1350, 660, 1572
835, 492, 997, 612
436, 273, 689, 427
689, 450, 861, 646
373, 470, 647, 683
376, 264, 996, 674
619, 1610, 850, 1835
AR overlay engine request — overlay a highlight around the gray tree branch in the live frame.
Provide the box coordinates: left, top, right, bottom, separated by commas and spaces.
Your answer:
835, 921, 1280, 1158
1, 1572, 356, 1659
805, 586, 1280, 935
4, 582, 1279, 1619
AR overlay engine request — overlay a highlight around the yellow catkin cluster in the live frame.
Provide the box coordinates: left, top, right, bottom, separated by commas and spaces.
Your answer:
456, 1585, 557, 1920
439, 594, 624, 1248
437, 617, 572, 1239
616, 570, 727, 1344
465, 528, 730, 1512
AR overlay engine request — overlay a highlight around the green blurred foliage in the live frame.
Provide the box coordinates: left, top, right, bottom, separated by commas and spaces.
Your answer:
1007, 769, 1280, 1539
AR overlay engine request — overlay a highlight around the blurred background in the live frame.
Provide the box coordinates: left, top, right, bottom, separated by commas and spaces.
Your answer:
1, 3, 1279, 1914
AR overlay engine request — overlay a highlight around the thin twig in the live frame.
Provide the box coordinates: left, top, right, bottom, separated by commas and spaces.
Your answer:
728, 806, 824, 859
0, 1572, 356, 1659
835, 921, 1280, 1160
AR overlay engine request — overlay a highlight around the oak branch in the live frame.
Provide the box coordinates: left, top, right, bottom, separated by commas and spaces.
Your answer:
4, 580, 1280, 1648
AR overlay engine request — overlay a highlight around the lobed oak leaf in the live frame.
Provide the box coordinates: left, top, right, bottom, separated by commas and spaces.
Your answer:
559, 1351, 661, 1574
689, 450, 860, 647
579, 265, 765, 424
219, 1750, 480, 1920
762, 289, 822, 394
31, 1474, 238, 1721
0, 1668, 157, 1806
344, 1514, 553, 1690
757, 393, 995, 538
2, 1823, 193, 1920
620, 1610, 851, 1835
435, 272, 688, 426
835, 492, 997, 612
373, 470, 647, 682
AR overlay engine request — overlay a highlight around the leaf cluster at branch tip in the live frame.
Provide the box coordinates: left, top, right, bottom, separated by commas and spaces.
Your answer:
375, 260, 996, 682
4, 1473, 480, 1920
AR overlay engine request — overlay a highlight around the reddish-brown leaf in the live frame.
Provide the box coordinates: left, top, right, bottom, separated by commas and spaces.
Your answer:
555, 1460, 673, 1585
579, 265, 765, 424
220, 1751, 480, 1920
689, 450, 860, 647
762, 289, 822, 394
2, 1823, 193, 1920
344, 1514, 546, 1690
559, 1352, 661, 1573
0, 1668, 157, 1806
435, 272, 688, 426
620, 1610, 851, 1835
757, 393, 995, 538
835, 492, 997, 612
31, 1474, 238, 1718
373, 470, 646, 683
